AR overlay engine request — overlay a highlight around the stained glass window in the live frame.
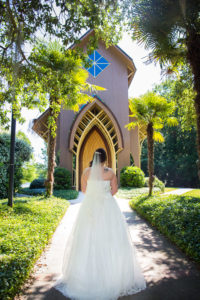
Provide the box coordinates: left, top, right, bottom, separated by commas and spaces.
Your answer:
85, 50, 110, 78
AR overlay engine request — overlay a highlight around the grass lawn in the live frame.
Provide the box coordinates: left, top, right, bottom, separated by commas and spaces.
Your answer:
129, 193, 200, 264
0, 196, 70, 300
20, 188, 79, 200
183, 189, 200, 197
116, 187, 161, 199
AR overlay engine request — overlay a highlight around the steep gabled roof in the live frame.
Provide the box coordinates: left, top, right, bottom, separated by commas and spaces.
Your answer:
69, 29, 136, 86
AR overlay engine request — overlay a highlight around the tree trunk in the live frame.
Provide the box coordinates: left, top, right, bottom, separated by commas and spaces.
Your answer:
147, 122, 154, 196
46, 130, 56, 197
186, 30, 200, 181
45, 104, 59, 197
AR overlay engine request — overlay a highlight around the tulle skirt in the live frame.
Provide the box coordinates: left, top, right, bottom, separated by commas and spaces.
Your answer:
55, 188, 146, 299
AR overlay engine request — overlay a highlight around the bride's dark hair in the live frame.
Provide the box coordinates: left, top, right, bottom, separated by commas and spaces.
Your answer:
89, 148, 107, 167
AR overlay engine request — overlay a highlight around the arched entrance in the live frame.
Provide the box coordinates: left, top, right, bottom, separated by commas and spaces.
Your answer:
79, 126, 112, 188
69, 98, 124, 190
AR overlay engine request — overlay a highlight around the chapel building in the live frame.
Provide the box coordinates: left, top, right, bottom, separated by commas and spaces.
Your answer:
32, 30, 140, 190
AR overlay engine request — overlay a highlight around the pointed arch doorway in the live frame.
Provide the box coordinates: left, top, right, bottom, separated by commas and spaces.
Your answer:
69, 98, 124, 190
79, 125, 112, 188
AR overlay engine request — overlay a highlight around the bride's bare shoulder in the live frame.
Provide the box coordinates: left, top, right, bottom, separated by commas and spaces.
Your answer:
83, 167, 90, 174
82, 167, 91, 178
104, 167, 116, 178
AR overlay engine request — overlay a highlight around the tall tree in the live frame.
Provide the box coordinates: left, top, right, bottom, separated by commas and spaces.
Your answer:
154, 65, 196, 131
28, 41, 104, 196
0, 0, 121, 202
0, 0, 122, 127
127, 92, 177, 196
124, 0, 200, 180
141, 126, 199, 188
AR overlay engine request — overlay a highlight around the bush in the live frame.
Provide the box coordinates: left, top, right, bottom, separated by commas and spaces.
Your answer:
120, 166, 145, 188
30, 178, 45, 189
20, 188, 78, 200
54, 167, 72, 190
20, 188, 45, 196
144, 176, 165, 192
53, 189, 79, 200
0, 133, 32, 199
129, 193, 200, 263
0, 196, 69, 300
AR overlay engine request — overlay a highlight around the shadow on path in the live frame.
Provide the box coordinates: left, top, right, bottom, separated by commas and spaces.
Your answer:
20, 196, 200, 300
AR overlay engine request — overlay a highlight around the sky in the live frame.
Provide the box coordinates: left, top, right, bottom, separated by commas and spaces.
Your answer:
17, 32, 163, 163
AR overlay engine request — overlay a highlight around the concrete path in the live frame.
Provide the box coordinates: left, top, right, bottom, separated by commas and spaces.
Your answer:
18, 193, 200, 300
164, 188, 194, 195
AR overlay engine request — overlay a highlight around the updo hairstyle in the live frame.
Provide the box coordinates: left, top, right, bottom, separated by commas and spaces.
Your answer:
89, 148, 107, 167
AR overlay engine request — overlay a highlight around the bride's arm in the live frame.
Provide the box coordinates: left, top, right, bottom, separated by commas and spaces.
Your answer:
81, 168, 89, 193
110, 172, 118, 195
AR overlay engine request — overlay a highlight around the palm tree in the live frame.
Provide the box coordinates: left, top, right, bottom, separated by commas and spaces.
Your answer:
127, 92, 178, 196
125, 0, 200, 180
29, 41, 103, 196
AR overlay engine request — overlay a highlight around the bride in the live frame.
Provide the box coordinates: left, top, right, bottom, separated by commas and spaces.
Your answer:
55, 148, 146, 299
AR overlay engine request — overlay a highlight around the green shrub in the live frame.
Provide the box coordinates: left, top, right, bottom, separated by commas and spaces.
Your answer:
120, 166, 145, 188
19, 188, 45, 195
54, 167, 72, 190
53, 189, 79, 200
20, 188, 78, 200
30, 178, 45, 189
0, 196, 69, 300
0, 133, 32, 199
129, 193, 200, 263
144, 176, 165, 192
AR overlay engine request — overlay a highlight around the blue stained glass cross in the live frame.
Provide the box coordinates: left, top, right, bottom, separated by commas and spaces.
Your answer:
85, 50, 110, 78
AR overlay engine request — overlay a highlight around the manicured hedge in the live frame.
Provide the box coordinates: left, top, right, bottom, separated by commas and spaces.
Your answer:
30, 178, 45, 189
53, 189, 78, 200
129, 193, 200, 264
19, 188, 78, 200
0, 196, 69, 300
54, 167, 72, 190
120, 166, 145, 188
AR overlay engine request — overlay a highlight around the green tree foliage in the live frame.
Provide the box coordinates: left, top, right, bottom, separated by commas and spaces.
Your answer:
0, 133, 32, 199
141, 126, 199, 188
145, 66, 199, 188
0, 0, 121, 128
28, 41, 104, 196
127, 92, 178, 195
21, 160, 38, 184
34, 145, 48, 179
124, 0, 200, 180
16, 130, 31, 145
0, 0, 121, 60
16, 131, 38, 183
154, 65, 196, 131
0, 0, 122, 128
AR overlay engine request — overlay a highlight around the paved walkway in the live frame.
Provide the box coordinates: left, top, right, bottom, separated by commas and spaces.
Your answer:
164, 188, 194, 195
18, 193, 200, 300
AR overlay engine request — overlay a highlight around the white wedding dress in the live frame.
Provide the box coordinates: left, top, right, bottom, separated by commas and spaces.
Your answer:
55, 162, 146, 300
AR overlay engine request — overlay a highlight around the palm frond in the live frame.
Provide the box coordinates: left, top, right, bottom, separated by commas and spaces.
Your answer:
125, 121, 138, 130
153, 131, 164, 143
167, 117, 179, 126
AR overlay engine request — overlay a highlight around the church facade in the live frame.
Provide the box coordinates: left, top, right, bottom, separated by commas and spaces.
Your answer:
33, 31, 140, 190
